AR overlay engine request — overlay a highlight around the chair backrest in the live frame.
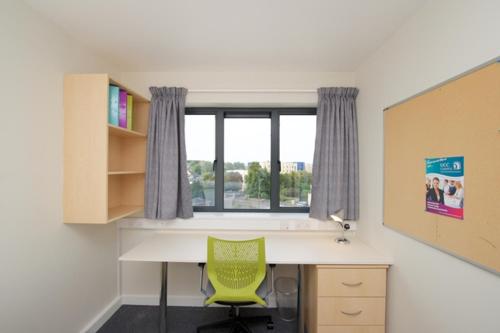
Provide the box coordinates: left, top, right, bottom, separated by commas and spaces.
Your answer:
207, 237, 266, 297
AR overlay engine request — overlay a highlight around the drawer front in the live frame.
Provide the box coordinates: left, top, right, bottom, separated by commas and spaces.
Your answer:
318, 297, 386, 326
318, 326, 385, 333
318, 268, 386, 297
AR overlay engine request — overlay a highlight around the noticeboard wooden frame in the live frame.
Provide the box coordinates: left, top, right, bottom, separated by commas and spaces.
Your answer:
383, 57, 500, 275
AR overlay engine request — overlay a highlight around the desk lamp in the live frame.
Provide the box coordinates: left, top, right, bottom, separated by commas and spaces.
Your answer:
330, 209, 350, 245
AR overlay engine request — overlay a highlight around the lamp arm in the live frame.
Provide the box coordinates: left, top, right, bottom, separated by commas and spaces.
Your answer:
336, 221, 346, 238
334, 219, 351, 245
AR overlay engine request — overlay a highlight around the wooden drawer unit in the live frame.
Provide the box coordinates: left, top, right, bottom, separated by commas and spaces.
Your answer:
318, 267, 386, 297
305, 265, 388, 333
318, 297, 386, 325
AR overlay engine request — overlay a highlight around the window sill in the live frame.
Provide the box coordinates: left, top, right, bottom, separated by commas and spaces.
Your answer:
118, 212, 357, 232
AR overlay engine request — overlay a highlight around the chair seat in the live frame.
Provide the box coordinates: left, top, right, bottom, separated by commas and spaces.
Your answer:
205, 279, 269, 306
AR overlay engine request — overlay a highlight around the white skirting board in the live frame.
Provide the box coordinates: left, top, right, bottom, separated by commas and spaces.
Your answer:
81, 295, 277, 333
79, 296, 122, 333
121, 294, 204, 307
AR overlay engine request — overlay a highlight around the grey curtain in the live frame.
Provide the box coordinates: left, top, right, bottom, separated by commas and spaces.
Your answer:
144, 87, 193, 219
310, 87, 359, 220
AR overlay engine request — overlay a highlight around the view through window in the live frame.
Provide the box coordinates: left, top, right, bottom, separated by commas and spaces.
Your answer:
185, 109, 316, 212
185, 114, 215, 207
224, 118, 271, 209
279, 115, 316, 207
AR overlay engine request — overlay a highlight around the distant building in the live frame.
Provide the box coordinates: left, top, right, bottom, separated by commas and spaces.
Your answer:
282, 162, 305, 173
281, 162, 296, 173
259, 161, 312, 173
260, 161, 271, 171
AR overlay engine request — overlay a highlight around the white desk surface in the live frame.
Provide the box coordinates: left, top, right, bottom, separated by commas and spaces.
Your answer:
119, 230, 392, 265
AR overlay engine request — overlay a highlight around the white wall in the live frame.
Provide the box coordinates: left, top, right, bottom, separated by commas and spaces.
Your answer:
118, 71, 355, 107
0, 1, 120, 332
117, 71, 356, 303
355, 1, 500, 332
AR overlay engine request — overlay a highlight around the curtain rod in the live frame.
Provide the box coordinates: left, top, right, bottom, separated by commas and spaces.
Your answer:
188, 89, 317, 93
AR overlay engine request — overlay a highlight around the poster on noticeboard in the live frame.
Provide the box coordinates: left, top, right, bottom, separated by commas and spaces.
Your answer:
425, 156, 464, 220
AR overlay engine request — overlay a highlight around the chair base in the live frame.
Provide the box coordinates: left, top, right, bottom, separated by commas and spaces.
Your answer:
197, 306, 274, 333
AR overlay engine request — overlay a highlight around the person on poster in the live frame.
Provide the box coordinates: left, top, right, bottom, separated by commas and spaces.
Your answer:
448, 180, 457, 195
426, 177, 444, 204
443, 179, 450, 194
454, 181, 464, 208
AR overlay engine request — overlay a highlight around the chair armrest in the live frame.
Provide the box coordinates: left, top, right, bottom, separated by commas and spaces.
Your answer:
263, 264, 276, 303
198, 263, 209, 299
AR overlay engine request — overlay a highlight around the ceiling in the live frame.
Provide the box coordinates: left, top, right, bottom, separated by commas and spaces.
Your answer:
25, 0, 426, 72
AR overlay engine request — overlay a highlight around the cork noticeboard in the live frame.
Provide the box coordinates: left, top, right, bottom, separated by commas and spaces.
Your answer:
383, 60, 500, 274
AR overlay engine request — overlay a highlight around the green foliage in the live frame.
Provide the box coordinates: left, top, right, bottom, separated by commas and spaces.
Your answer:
244, 162, 270, 199
224, 162, 246, 170
188, 160, 312, 206
187, 160, 213, 176
225, 172, 243, 183
188, 160, 215, 204
224, 171, 243, 191
280, 171, 312, 201
191, 180, 205, 199
202, 172, 215, 181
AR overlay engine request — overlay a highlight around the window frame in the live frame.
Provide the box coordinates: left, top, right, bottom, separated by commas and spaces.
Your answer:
185, 107, 317, 213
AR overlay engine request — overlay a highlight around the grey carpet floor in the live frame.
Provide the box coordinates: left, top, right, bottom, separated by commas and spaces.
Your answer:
98, 305, 296, 333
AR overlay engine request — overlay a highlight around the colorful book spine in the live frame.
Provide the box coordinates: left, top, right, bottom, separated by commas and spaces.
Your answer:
118, 89, 128, 128
108, 85, 119, 126
127, 94, 133, 130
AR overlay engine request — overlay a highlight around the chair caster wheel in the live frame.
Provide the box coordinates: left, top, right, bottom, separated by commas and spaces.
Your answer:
266, 322, 274, 330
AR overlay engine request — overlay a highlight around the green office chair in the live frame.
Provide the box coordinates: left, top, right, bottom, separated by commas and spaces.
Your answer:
197, 236, 275, 333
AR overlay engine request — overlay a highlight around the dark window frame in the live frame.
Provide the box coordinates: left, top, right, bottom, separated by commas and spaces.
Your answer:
185, 107, 317, 213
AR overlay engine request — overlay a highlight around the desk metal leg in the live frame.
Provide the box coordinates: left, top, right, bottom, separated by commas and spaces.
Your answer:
297, 264, 304, 333
159, 262, 168, 333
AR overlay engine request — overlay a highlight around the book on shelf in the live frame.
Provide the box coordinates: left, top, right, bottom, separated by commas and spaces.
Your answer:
108, 85, 119, 126
118, 89, 128, 128
127, 94, 133, 130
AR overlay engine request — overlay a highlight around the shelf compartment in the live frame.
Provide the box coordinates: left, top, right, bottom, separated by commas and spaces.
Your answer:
108, 135, 147, 172
108, 124, 146, 138
108, 171, 145, 175
108, 205, 143, 223
108, 173, 145, 223
109, 78, 149, 103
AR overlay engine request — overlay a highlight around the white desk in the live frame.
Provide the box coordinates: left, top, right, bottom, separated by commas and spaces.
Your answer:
119, 230, 392, 333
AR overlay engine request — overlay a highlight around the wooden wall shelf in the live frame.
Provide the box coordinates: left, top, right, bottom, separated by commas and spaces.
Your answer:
108, 171, 145, 175
108, 124, 147, 138
64, 74, 150, 224
108, 205, 144, 223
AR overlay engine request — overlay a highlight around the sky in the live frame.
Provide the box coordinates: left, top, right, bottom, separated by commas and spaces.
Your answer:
185, 114, 316, 164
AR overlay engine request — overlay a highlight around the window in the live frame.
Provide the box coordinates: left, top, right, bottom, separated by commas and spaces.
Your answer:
185, 114, 215, 207
279, 115, 316, 208
185, 108, 316, 212
224, 118, 271, 209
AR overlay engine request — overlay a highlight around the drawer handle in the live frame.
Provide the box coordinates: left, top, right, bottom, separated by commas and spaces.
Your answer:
341, 310, 363, 316
341, 282, 363, 287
